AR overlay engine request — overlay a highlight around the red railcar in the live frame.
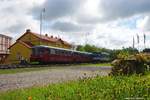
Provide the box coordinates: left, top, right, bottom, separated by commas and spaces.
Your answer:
30, 45, 93, 64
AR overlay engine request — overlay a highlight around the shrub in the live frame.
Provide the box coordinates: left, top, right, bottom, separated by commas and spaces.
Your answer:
110, 54, 147, 75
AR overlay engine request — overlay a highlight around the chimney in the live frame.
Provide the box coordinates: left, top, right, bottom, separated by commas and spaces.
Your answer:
45, 34, 48, 37
26, 29, 31, 33
51, 35, 53, 38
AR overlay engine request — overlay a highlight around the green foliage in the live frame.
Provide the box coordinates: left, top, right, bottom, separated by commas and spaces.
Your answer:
117, 50, 130, 59
77, 44, 99, 53
0, 75, 150, 100
76, 44, 111, 53
122, 47, 139, 55
111, 54, 148, 75
84, 44, 99, 52
76, 45, 85, 51
110, 47, 138, 61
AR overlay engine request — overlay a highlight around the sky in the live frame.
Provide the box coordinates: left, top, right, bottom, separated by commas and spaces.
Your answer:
0, 0, 150, 49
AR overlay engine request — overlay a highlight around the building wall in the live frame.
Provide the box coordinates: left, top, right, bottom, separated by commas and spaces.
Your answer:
0, 34, 12, 64
0, 35, 11, 53
5, 42, 31, 64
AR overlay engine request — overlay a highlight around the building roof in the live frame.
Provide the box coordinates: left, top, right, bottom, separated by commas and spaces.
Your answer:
9, 40, 33, 49
0, 34, 12, 39
18, 29, 71, 47
9, 29, 72, 49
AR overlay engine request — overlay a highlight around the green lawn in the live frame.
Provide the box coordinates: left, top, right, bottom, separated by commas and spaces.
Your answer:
0, 73, 150, 100
0, 63, 111, 75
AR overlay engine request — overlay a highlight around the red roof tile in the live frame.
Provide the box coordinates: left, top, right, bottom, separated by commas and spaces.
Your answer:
29, 31, 71, 46
17, 29, 71, 46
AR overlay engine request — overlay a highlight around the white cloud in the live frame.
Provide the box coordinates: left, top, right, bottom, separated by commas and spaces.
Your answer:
1, 0, 150, 49
0, 0, 42, 38
136, 15, 150, 31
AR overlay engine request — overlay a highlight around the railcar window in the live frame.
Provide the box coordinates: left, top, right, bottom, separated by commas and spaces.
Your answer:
57, 49, 61, 55
50, 49, 56, 54
67, 51, 71, 55
63, 50, 66, 55
44, 48, 50, 54
60, 50, 64, 55
56, 49, 61, 55
39, 48, 44, 55
54, 49, 58, 54
32, 48, 39, 55
32, 48, 35, 55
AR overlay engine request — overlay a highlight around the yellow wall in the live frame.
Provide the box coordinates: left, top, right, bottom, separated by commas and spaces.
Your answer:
5, 42, 31, 64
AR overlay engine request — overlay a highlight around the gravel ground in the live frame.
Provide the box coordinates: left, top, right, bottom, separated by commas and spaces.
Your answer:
0, 66, 111, 92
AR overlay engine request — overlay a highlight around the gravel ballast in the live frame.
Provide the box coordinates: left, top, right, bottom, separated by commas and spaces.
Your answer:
0, 66, 111, 92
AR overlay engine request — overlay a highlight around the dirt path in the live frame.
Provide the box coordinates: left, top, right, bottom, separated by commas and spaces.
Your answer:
0, 66, 111, 92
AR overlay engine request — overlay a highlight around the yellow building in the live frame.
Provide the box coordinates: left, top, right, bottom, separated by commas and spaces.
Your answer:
5, 29, 72, 64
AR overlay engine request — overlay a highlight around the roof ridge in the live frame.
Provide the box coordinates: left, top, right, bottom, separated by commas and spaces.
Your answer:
18, 40, 32, 48
17, 30, 71, 47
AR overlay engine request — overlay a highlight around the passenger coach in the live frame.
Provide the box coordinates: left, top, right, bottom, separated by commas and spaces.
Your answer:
30, 45, 93, 64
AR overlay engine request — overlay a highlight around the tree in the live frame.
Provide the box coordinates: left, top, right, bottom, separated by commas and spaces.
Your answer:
84, 44, 99, 53
76, 45, 85, 51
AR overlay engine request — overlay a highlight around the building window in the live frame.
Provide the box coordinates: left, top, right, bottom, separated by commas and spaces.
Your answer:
16, 52, 21, 60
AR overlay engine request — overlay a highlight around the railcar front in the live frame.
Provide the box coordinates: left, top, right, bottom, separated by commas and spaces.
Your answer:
30, 46, 48, 63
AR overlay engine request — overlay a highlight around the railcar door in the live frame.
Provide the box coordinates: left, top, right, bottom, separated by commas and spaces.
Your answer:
43, 48, 50, 62
49, 48, 57, 62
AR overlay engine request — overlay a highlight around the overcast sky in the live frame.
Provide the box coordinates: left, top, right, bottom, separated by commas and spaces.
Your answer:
0, 0, 150, 49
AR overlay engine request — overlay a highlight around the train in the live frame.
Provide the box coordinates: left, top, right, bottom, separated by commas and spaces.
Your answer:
30, 45, 110, 64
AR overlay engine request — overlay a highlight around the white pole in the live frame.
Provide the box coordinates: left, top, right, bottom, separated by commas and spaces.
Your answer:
40, 8, 45, 45
40, 12, 42, 38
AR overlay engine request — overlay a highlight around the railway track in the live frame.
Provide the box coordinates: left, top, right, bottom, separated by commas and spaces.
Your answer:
0, 64, 53, 69
0, 64, 85, 69
0, 64, 30, 69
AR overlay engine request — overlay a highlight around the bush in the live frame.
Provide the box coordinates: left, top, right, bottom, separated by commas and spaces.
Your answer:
110, 54, 147, 75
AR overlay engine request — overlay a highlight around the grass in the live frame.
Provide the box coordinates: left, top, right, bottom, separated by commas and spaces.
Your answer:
78, 62, 111, 67
0, 63, 111, 75
0, 74, 150, 100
